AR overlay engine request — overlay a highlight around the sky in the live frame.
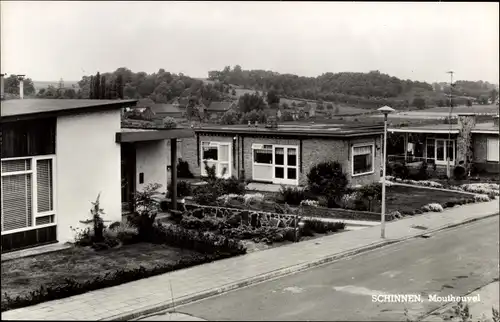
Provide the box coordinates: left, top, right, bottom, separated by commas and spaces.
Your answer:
1, 1, 499, 84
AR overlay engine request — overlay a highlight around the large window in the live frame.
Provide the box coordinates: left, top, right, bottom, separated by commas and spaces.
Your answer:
434, 139, 455, 165
1, 119, 56, 158
1, 156, 56, 233
352, 144, 374, 176
200, 142, 231, 178
487, 137, 499, 162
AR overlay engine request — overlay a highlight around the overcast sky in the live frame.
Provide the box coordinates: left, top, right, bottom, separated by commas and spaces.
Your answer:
1, 1, 498, 83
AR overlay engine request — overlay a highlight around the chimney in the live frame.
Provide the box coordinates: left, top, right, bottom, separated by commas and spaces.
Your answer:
494, 115, 499, 127
0, 74, 4, 100
457, 113, 476, 131
17, 75, 25, 99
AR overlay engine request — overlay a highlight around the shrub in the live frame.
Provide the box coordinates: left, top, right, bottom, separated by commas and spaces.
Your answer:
167, 180, 192, 198
127, 183, 162, 241
421, 203, 444, 212
106, 221, 139, 245
278, 186, 306, 206
356, 183, 382, 212
177, 158, 194, 178
192, 184, 219, 205
217, 176, 246, 195
474, 194, 490, 202
78, 193, 105, 243
454, 165, 467, 181
303, 219, 345, 234
153, 222, 247, 255
179, 215, 226, 231
307, 161, 349, 208
300, 199, 320, 207
410, 162, 429, 181
392, 163, 409, 180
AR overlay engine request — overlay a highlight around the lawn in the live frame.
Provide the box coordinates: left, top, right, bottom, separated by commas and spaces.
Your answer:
385, 185, 473, 214
1, 243, 202, 304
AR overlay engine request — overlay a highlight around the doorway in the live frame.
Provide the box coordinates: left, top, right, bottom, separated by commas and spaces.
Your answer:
121, 143, 136, 213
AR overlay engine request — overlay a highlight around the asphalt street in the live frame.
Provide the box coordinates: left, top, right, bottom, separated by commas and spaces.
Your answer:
138, 216, 499, 321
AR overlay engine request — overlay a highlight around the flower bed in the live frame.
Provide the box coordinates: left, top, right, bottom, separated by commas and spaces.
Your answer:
180, 204, 346, 245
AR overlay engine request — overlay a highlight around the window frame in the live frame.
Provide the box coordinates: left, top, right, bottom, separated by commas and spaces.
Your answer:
352, 143, 375, 177
200, 141, 232, 178
1, 155, 57, 235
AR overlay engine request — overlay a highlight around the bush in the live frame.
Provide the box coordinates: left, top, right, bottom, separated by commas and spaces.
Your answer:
421, 203, 444, 212
177, 158, 194, 178
168, 180, 192, 198
278, 186, 306, 206
392, 163, 409, 180
454, 165, 467, 180
217, 176, 246, 195
192, 184, 219, 205
307, 161, 349, 208
409, 162, 429, 181
356, 183, 382, 212
105, 221, 139, 245
179, 215, 228, 231
302, 219, 345, 234
127, 183, 162, 241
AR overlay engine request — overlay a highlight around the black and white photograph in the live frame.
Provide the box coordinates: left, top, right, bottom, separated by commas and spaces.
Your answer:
0, 1, 499, 321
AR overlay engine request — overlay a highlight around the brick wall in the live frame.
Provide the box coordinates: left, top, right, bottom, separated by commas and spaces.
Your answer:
181, 132, 382, 187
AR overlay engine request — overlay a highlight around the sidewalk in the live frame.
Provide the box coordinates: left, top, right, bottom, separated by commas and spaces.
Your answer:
2, 199, 498, 321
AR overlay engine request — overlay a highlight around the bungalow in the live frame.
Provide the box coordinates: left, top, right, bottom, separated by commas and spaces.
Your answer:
178, 122, 384, 187
1, 98, 193, 253
387, 113, 499, 174
206, 101, 237, 119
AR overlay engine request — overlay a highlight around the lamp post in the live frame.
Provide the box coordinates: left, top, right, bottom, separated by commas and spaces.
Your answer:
377, 105, 395, 239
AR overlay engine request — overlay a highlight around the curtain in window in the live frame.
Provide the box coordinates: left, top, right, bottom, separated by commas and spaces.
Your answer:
1, 173, 32, 231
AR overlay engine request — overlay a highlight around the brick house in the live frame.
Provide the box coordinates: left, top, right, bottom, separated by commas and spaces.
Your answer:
387, 114, 499, 174
175, 123, 384, 187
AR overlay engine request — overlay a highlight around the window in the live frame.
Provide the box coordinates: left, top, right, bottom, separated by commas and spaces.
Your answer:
200, 142, 231, 178
487, 137, 499, 162
434, 139, 455, 165
352, 144, 374, 175
1, 156, 56, 233
253, 145, 273, 164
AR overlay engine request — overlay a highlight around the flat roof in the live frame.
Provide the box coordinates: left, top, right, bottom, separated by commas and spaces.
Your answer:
194, 123, 384, 138
389, 122, 499, 134
1, 99, 138, 122
116, 128, 195, 143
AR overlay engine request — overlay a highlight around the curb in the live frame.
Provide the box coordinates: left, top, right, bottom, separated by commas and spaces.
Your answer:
106, 212, 499, 321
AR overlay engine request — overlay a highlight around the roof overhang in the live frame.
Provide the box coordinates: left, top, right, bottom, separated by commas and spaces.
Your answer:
471, 130, 499, 135
388, 128, 460, 134
116, 128, 195, 143
194, 128, 383, 138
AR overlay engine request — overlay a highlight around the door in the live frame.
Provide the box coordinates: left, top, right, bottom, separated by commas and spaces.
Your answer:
435, 139, 455, 165
273, 146, 298, 185
121, 143, 136, 212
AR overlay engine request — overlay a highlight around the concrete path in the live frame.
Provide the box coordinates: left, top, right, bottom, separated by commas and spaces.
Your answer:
2, 199, 498, 321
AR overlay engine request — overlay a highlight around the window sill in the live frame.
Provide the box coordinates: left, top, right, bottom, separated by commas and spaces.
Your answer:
352, 170, 375, 177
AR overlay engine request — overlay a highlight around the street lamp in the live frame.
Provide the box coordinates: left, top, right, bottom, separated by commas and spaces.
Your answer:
377, 105, 395, 239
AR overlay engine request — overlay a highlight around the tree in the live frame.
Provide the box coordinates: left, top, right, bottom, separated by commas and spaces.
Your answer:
267, 90, 280, 105
307, 161, 349, 208
334, 106, 340, 115
64, 88, 77, 99
238, 93, 267, 114
232, 88, 236, 96
137, 98, 155, 109
3, 74, 36, 97
490, 89, 498, 104
412, 97, 426, 109
326, 103, 333, 110
100, 75, 107, 99
220, 109, 240, 125
94, 72, 101, 100
115, 74, 124, 99
466, 99, 472, 107
240, 109, 267, 124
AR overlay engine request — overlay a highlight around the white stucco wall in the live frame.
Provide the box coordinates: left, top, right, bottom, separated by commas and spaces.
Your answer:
56, 109, 122, 242
135, 140, 168, 194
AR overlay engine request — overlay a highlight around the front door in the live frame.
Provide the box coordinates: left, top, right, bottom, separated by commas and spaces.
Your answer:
121, 143, 136, 212
273, 146, 298, 185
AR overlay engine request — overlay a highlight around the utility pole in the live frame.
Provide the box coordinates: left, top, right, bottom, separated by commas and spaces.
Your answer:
446, 71, 454, 179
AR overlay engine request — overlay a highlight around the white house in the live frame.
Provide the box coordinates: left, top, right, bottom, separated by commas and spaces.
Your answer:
1, 99, 194, 253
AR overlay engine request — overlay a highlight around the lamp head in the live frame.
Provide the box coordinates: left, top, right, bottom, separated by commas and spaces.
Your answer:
378, 106, 395, 115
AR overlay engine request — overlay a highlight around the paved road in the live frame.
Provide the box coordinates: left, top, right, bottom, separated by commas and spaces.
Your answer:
138, 216, 499, 321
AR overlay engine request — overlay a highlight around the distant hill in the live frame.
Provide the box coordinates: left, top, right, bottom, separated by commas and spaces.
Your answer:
207, 66, 498, 110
